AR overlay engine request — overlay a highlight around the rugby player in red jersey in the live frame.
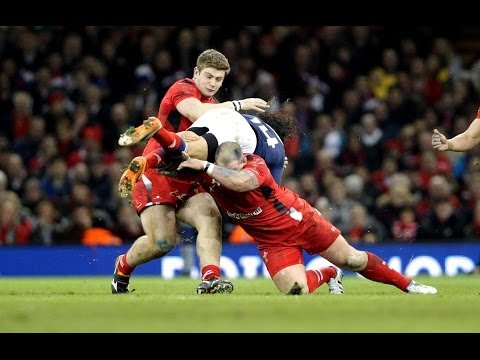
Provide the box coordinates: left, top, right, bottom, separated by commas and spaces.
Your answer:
177, 141, 438, 295
111, 49, 269, 294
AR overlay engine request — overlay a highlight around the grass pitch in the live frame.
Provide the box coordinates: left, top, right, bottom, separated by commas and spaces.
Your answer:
0, 275, 479, 333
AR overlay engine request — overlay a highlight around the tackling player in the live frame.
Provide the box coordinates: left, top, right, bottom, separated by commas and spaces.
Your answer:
177, 141, 438, 295
111, 49, 269, 294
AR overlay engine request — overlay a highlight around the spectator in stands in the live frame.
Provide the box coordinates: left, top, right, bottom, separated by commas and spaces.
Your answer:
7, 91, 33, 141
343, 173, 377, 213
417, 198, 469, 241
40, 156, 71, 208
13, 115, 46, 164
21, 177, 44, 212
415, 174, 461, 218
0, 169, 8, 196
391, 207, 419, 243
347, 203, 386, 244
29, 199, 66, 246
0, 191, 32, 246
4, 152, 28, 193
375, 183, 415, 238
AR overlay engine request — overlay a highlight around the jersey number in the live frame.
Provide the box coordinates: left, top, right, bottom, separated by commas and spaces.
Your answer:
251, 117, 280, 148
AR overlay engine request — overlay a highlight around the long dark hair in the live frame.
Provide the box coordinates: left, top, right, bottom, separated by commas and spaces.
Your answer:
257, 111, 298, 142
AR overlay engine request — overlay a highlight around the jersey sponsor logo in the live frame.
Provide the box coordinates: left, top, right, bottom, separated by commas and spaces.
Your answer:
226, 207, 262, 220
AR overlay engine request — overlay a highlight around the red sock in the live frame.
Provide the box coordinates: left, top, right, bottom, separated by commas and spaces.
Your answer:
359, 252, 411, 292
145, 148, 168, 168
117, 254, 135, 276
152, 128, 187, 156
306, 267, 336, 293
201, 265, 221, 280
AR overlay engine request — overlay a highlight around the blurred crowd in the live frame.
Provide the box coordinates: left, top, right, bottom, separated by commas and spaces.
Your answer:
1, 25, 480, 247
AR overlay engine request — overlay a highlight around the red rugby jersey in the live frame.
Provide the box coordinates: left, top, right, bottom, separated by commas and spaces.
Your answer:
143, 78, 217, 155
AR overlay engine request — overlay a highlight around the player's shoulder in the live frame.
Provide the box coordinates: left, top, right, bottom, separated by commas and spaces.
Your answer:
247, 154, 267, 165
169, 78, 196, 91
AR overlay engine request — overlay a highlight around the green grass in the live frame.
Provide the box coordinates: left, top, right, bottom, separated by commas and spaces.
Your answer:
0, 275, 479, 333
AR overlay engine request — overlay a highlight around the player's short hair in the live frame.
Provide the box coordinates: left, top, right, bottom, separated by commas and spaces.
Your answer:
196, 49, 231, 75
215, 141, 243, 164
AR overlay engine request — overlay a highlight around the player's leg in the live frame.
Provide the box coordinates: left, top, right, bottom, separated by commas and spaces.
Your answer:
177, 191, 233, 294
111, 204, 178, 293
319, 234, 437, 294
155, 130, 210, 161
262, 247, 342, 295
118, 148, 172, 198
113, 170, 182, 294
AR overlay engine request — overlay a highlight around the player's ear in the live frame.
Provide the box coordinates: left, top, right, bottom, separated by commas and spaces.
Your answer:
241, 155, 248, 166
193, 67, 199, 77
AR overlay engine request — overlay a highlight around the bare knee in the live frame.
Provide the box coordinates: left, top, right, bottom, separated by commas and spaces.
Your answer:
344, 251, 368, 271
272, 265, 309, 294
274, 280, 308, 295
153, 238, 176, 257
141, 233, 176, 259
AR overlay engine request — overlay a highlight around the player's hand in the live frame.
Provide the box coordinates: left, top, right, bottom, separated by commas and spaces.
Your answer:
238, 98, 270, 113
177, 158, 204, 171
158, 151, 190, 176
432, 128, 449, 151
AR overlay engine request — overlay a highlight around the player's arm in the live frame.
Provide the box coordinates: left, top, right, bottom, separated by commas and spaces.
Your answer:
433, 117, 480, 152
177, 158, 259, 192
448, 118, 480, 151
176, 97, 270, 123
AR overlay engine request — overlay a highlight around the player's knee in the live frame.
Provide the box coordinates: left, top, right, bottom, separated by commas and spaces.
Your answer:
344, 251, 367, 271
284, 280, 307, 295
205, 206, 222, 221
154, 239, 176, 256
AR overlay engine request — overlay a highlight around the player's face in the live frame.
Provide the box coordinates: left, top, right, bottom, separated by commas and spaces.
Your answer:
194, 67, 226, 97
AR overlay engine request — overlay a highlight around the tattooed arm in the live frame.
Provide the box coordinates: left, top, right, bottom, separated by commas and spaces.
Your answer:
177, 158, 259, 192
